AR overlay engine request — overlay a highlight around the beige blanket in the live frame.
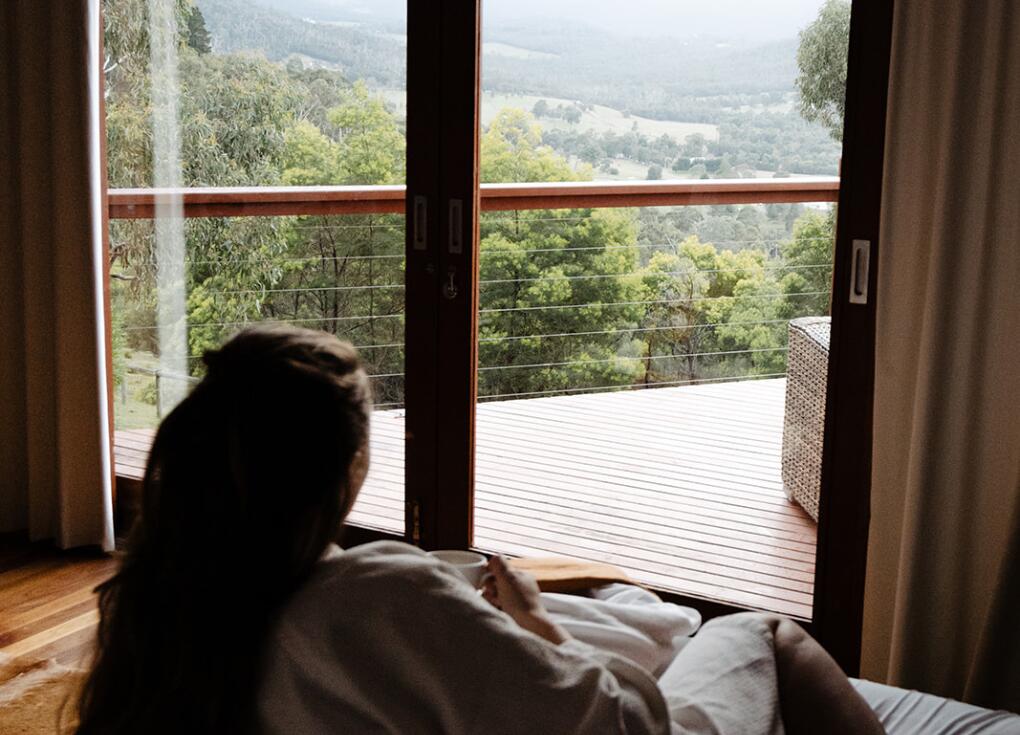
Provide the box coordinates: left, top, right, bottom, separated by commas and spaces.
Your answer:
508, 556, 635, 592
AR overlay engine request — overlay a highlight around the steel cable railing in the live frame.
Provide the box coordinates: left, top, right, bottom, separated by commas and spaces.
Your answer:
108, 184, 835, 426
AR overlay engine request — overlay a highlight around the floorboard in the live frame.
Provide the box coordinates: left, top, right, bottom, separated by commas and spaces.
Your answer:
0, 548, 116, 671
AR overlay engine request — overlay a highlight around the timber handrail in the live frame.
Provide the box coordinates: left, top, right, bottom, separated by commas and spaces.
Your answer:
107, 177, 839, 219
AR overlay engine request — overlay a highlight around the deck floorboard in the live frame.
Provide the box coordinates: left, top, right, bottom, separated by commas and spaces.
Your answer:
115, 377, 816, 618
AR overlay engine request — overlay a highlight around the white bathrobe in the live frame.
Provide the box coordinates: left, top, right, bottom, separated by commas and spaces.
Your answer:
258, 540, 784, 735
258, 541, 672, 734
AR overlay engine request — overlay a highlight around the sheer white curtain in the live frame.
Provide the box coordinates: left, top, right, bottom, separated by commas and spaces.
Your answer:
862, 0, 1019, 712
0, 0, 115, 550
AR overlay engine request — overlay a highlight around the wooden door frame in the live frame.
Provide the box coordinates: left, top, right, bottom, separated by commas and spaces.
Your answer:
404, 0, 444, 548
812, 0, 896, 675
405, 0, 482, 551
433, 0, 482, 550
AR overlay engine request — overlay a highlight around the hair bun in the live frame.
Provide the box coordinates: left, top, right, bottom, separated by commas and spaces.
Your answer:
202, 348, 223, 372
202, 339, 277, 383
202, 348, 243, 379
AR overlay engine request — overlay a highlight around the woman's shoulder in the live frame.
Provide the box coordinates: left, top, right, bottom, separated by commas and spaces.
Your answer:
329, 540, 429, 570
277, 541, 477, 636
312, 540, 452, 594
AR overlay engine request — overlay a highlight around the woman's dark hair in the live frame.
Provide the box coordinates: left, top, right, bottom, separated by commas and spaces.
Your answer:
76, 327, 371, 734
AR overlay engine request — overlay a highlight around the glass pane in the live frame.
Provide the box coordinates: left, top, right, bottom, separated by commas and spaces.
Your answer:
480, 1, 844, 182
476, 0, 848, 617
105, 0, 407, 533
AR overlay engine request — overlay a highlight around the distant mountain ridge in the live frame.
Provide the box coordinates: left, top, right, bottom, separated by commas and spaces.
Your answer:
196, 0, 800, 122
195, 0, 405, 86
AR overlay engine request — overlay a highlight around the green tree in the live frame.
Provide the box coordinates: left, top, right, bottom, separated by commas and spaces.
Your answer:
478, 110, 644, 397
697, 243, 789, 376
184, 5, 212, 54
796, 0, 851, 141
327, 81, 405, 185
478, 208, 645, 397
269, 85, 407, 403
174, 51, 298, 360
636, 245, 709, 382
681, 133, 706, 159
104, 4, 304, 365
779, 209, 835, 318
280, 120, 340, 185
104, 0, 410, 401
634, 232, 818, 381
481, 109, 589, 184
714, 156, 734, 178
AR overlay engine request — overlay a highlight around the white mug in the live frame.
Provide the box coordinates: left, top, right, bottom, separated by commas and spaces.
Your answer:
427, 549, 488, 588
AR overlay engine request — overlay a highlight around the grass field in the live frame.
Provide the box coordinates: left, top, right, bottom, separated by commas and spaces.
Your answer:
378, 89, 719, 181
113, 351, 161, 430
479, 92, 719, 141
483, 42, 558, 60
378, 90, 718, 143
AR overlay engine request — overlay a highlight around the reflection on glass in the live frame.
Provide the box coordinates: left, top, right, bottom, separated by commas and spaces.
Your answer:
148, 0, 187, 414
104, 0, 408, 532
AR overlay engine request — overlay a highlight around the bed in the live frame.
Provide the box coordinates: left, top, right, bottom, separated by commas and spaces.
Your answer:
853, 679, 1020, 735
540, 584, 1020, 734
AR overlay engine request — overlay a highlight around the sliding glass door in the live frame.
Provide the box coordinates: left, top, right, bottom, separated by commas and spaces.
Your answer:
413, 0, 889, 670
465, 0, 849, 621
104, 0, 890, 672
103, 0, 409, 534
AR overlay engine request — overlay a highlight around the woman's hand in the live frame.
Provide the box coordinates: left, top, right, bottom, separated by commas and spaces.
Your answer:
482, 556, 571, 645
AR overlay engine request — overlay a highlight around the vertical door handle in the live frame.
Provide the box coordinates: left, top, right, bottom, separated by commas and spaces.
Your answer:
849, 239, 870, 304
442, 267, 458, 300
413, 195, 428, 250
448, 198, 463, 254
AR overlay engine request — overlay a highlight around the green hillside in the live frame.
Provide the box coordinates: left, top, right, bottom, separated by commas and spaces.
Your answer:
196, 0, 405, 86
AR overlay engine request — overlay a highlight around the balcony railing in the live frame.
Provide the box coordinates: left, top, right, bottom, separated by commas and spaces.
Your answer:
108, 177, 836, 617
108, 177, 837, 408
108, 177, 839, 218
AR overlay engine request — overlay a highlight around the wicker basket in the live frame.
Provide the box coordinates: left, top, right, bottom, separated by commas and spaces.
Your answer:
781, 316, 831, 522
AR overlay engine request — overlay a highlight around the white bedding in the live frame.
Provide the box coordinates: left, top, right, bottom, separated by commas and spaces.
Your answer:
546, 590, 783, 734
542, 583, 701, 676
852, 679, 1020, 735
544, 586, 1020, 735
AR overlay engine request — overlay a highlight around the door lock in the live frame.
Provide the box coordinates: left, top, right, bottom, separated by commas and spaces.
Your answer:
442, 267, 458, 300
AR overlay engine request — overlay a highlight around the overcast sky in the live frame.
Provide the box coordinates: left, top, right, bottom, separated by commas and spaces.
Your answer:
484, 0, 827, 41
277, 0, 828, 43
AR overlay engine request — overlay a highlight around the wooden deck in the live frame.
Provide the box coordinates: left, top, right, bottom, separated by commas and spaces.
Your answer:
115, 378, 816, 619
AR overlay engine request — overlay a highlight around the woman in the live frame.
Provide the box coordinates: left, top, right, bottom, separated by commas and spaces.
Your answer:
77, 327, 882, 734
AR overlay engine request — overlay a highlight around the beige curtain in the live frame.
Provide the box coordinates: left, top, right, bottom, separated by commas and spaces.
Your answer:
862, 0, 1020, 712
0, 0, 114, 551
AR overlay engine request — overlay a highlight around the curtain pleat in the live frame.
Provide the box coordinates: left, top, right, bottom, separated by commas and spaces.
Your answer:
0, 0, 114, 550
862, 0, 1020, 711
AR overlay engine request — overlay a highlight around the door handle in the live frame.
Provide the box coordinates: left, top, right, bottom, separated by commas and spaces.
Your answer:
413, 195, 428, 251
442, 267, 458, 300
448, 198, 463, 255
849, 239, 870, 305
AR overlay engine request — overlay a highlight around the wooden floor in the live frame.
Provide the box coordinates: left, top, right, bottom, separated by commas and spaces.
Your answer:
116, 378, 816, 619
0, 544, 116, 671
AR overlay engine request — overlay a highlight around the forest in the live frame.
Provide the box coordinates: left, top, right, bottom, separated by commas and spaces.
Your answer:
104, 0, 843, 423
